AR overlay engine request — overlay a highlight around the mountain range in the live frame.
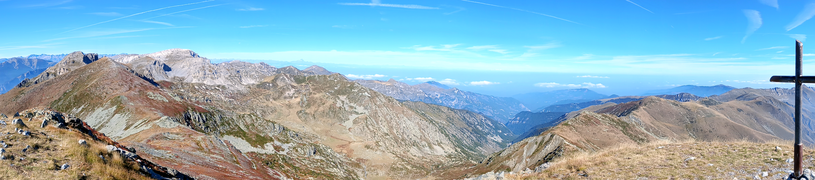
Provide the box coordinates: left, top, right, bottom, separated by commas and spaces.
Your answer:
0, 57, 56, 93
512, 88, 610, 112
643, 84, 736, 97
0, 49, 515, 179
0, 49, 810, 179
355, 79, 529, 124
468, 86, 815, 176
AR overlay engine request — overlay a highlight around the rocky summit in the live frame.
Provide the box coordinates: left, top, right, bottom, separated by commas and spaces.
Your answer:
0, 49, 515, 179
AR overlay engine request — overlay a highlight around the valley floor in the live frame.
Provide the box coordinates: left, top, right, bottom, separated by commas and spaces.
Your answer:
504, 140, 815, 179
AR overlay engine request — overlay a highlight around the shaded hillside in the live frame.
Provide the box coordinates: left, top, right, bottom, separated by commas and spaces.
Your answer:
512, 88, 608, 111
356, 79, 529, 123
0, 49, 513, 179
504, 111, 567, 139
0, 57, 56, 94
643, 84, 735, 97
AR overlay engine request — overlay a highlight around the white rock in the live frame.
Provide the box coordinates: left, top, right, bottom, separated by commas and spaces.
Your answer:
78, 139, 87, 146
11, 119, 23, 126
60, 163, 69, 170
762, 171, 768, 177
685, 156, 696, 161
40, 119, 47, 128
106, 145, 118, 152
776, 146, 782, 152
787, 158, 795, 163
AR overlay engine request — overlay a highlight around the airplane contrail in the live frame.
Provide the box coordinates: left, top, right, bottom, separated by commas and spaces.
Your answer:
60, 0, 214, 34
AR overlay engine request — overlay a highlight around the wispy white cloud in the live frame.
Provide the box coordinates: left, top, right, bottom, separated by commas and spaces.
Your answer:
534, 82, 606, 88
625, 0, 653, 14
742, 9, 762, 44
759, 0, 779, 9
574, 54, 594, 60
0, 43, 62, 51
46, 27, 191, 42
143, 4, 224, 20
339, 0, 438, 9
704, 36, 722, 41
786, 3, 815, 31
240, 25, 268, 28
462, 0, 582, 25
438, 78, 459, 85
525, 42, 562, 51
332, 25, 355, 29
23, 0, 73, 8
777, 51, 784, 53
488, 49, 509, 54
465, 45, 508, 54
413, 77, 434, 81
712, 52, 720, 56
140, 20, 174, 26
61, 0, 214, 34
346, 74, 386, 79
576, 75, 609, 78
466, 45, 497, 50
757, 46, 786, 50
789, 34, 807, 41
412, 44, 463, 52
236, 7, 264, 11
87, 12, 122, 16
444, 6, 466, 15
470, 81, 500, 85
55, 6, 82, 9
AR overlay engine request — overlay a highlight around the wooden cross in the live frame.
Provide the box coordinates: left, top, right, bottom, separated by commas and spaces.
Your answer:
770, 40, 812, 179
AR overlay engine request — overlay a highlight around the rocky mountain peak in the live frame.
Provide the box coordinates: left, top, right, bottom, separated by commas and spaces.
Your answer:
303, 65, 332, 75
144, 49, 200, 60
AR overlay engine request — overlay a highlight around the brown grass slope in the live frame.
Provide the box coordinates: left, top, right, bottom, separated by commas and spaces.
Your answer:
511, 140, 814, 179
468, 95, 789, 177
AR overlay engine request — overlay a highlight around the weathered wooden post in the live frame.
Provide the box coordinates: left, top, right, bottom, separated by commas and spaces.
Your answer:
770, 40, 811, 179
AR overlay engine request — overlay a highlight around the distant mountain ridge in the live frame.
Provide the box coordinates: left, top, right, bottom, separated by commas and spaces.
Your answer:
512, 88, 609, 111
0, 57, 56, 93
643, 84, 735, 97
355, 79, 529, 124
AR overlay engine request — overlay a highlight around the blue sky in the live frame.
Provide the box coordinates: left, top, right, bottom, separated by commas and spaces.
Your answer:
1, 0, 813, 96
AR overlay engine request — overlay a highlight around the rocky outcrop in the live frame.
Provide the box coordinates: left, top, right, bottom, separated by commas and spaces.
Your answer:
303, 65, 333, 75
17, 51, 98, 88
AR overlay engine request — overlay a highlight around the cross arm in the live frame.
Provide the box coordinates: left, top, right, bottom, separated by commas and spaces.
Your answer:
770, 76, 815, 83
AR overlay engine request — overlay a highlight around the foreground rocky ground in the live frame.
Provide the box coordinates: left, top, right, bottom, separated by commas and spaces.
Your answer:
473, 140, 815, 179
0, 108, 189, 179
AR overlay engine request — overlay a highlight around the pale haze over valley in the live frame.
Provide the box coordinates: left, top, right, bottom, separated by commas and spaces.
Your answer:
1, 0, 809, 96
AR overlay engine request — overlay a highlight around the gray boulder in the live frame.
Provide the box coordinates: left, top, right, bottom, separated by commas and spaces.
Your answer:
60, 163, 69, 170
11, 119, 23, 126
